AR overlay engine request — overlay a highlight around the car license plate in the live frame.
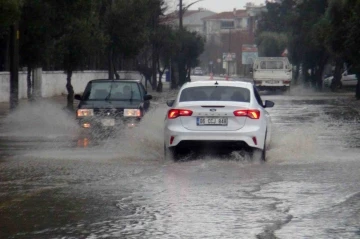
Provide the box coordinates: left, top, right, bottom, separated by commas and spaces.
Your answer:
268, 80, 280, 84
197, 117, 228, 126
101, 118, 115, 126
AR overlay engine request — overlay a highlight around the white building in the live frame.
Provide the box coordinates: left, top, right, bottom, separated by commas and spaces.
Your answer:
162, 8, 216, 35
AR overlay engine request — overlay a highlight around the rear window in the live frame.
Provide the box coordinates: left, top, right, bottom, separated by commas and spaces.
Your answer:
179, 86, 250, 102
260, 61, 284, 69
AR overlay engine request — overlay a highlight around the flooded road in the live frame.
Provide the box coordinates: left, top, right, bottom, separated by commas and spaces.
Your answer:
1, 86, 360, 239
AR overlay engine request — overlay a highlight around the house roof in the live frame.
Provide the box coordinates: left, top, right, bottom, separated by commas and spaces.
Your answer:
202, 9, 249, 20
161, 9, 216, 24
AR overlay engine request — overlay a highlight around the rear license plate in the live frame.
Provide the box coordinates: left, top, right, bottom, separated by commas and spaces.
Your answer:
268, 80, 280, 84
197, 117, 228, 126
101, 118, 115, 126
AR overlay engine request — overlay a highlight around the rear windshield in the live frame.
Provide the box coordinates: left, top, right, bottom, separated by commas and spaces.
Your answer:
260, 61, 284, 69
82, 81, 142, 101
179, 86, 250, 102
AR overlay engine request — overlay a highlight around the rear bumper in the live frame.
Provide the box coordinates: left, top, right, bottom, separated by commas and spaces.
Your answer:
256, 85, 290, 91
164, 125, 265, 150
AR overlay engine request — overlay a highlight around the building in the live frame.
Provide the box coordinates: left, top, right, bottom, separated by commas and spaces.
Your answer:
201, 4, 266, 76
162, 8, 216, 35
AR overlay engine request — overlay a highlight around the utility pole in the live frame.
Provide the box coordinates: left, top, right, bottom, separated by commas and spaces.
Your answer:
177, 0, 203, 86
9, 22, 19, 110
179, 0, 183, 30
227, 28, 231, 77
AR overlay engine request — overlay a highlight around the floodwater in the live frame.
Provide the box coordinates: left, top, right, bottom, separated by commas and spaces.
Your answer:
0, 81, 360, 239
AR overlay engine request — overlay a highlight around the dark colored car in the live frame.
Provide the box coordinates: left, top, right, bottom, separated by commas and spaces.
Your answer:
74, 79, 152, 130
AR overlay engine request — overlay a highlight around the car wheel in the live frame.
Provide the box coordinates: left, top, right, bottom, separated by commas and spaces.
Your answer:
252, 134, 267, 162
252, 148, 266, 162
164, 144, 179, 162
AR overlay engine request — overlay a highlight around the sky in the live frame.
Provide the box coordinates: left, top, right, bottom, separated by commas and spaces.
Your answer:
166, 0, 266, 13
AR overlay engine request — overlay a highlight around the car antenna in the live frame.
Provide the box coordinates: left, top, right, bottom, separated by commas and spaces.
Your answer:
214, 81, 218, 87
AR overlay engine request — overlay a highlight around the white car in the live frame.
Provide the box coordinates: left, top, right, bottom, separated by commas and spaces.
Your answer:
323, 67, 358, 88
164, 80, 275, 161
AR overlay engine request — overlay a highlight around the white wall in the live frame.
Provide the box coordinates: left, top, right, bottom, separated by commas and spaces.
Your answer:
0, 70, 144, 102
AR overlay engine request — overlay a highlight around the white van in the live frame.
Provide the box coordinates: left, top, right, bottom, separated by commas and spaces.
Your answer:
252, 57, 292, 91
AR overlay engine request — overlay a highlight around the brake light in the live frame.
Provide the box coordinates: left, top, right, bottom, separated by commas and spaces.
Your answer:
168, 109, 193, 119
283, 80, 291, 84
233, 109, 260, 119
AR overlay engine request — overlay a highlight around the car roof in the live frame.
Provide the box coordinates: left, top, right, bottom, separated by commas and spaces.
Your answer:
89, 79, 141, 83
181, 80, 253, 89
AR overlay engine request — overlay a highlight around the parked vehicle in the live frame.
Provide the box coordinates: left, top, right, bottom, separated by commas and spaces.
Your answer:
164, 80, 274, 161
74, 79, 152, 132
193, 67, 204, 76
252, 57, 292, 92
323, 66, 358, 88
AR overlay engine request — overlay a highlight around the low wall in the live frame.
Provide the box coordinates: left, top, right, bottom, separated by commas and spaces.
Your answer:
0, 70, 144, 102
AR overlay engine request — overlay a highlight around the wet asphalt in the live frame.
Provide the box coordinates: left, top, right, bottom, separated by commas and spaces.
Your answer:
0, 84, 360, 239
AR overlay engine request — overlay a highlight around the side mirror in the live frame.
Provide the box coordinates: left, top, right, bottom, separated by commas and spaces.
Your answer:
144, 94, 153, 101
74, 94, 82, 101
166, 100, 175, 107
264, 100, 275, 108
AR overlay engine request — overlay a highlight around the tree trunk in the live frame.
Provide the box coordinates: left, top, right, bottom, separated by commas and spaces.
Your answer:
27, 66, 33, 100
170, 63, 177, 90
294, 64, 300, 85
156, 59, 165, 92
66, 70, 74, 111
157, 72, 163, 92
151, 47, 157, 90
331, 59, 343, 92
186, 67, 191, 82
356, 74, 360, 100
113, 54, 120, 80
178, 53, 186, 86
108, 47, 114, 80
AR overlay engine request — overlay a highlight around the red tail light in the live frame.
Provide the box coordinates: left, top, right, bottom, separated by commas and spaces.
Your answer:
233, 109, 260, 119
283, 80, 291, 84
168, 109, 193, 119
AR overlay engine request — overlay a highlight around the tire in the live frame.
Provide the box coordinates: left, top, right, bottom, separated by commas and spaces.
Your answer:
164, 144, 179, 162
252, 134, 267, 162
252, 148, 266, 162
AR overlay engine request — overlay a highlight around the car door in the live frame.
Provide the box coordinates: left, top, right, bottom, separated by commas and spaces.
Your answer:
254, 87, 272, 145
342, 67, 358, 87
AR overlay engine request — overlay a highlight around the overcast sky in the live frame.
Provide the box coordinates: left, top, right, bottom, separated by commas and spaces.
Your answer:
166, 0, 266, 13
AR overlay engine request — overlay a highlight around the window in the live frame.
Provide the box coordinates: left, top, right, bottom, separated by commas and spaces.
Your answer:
180, 86, 250, 102
221, 21, 235, 29
260, 61, 284, 69
83, 82, 142, 101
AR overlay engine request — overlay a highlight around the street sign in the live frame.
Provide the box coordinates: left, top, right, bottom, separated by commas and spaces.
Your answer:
242, 44, 258, 65
223, 53, 236, 62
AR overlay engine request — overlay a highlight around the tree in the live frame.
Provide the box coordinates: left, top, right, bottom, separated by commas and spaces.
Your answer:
0, 0, 21, 28
19, 0, 54, 100
152, 25, 179, 92
176, 29, 205, 86
51, 0, 106, 110
343, 0, 360, 99
256, 32, 288, 57
102, 0, 165, 81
